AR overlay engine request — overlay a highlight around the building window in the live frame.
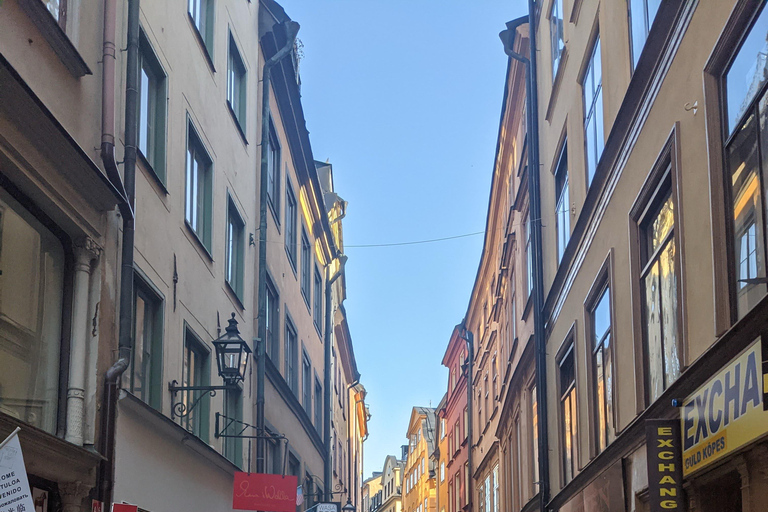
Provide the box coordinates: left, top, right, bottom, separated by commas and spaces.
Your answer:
42, 0, 67, 28
188, 0, 214, 58
138, 30, 167, 182
514, 417, 522, 508
183, 327, 210, 440
550, 0, 564, 80
639, 178, 680, 402
628, 0, 661, 70
724, 4, 768, 320
526, 210, 533, 298
555, 141, 570, 262
463, 406, 468, 441
530, 384, 539, 493
265, 277, 279, 360
583, 36, 604, 185
589, 284, 613, 453
224, 387, 242, 466
227, 34, 247, 132
185, 122, 213, 250
440, 462, 445, 482
226, 197, 245, 299
559, 343, 578, 484
302, 350, 311, 415
314, 267, 323, 334
267, 120, 281, 216
491, 355, 498, 404
284, 317, 298, 394
0, 188, 65, 435
285, 180, 297, 269
301, 230, 311, 305
441, 417, 446, 439
126, 274, 164, 409
314, 378, 322, 429
454, 474, 461, 512
493, 464, 499, 512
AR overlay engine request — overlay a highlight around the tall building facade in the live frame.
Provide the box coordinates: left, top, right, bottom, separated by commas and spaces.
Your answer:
379, 453, 406, 512
528, 0, 768, 511
0, 1, 365, 512
403, 407, 437, 512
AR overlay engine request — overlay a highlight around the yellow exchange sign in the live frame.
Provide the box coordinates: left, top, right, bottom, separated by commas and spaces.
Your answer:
680, 338, 768, 476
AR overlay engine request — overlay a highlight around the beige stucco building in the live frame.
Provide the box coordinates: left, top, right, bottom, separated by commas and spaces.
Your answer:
529, 0, 768, 511
403, 407, 437, 512
0, 1, 364, 512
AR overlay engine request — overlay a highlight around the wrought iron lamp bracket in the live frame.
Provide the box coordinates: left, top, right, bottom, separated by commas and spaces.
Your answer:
168, 379, 233, 421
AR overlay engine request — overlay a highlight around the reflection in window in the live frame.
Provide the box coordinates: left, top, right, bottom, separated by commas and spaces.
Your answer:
0, 188, 64, 435
138, 31, 167, 181
590, 286, 613, 453
640, 183, 680, 402
726, 4, 768, 133
125, 275, 163, 409
559, 345, 577, 483
727, 100, 767, 318
629, 0, 661, 70
182, 328, 209, 439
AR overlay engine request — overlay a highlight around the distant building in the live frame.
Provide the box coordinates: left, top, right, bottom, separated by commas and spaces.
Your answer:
403, 407, 437, 512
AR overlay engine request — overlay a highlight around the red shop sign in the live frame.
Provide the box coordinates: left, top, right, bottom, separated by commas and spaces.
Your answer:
233, 472, 298, 512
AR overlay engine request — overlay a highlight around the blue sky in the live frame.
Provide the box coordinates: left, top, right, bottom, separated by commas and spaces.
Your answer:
278, 0, 525, 478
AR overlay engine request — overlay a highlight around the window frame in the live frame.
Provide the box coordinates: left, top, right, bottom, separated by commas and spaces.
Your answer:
555, 323, 579, 486
583, 252, 616, 457
554, 138, 570, 263
225, 194, 246, 301
265, 274, 280, 361
582, 34, 604, 187
185, 120, 214, 253
628, 0, 662, 72
267, 119, 281, 222
227, 32, 247, 138
188, 0, 215, 66
127, 269, 165, 410
138, 29, 168, 185
302, 348, 312, 416
284, 178, 298, 271
628, 126, 686, 410
284, 312, 298, 394
182, 325, 211, 441
703, 0, 768, 333
301, 228, 311, 307
314, 265, 323, 335
549, 0, 565, 82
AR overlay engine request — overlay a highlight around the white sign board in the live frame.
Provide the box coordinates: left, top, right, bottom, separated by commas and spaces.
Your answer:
315, 505, 337, 512
0, 430, 35, 512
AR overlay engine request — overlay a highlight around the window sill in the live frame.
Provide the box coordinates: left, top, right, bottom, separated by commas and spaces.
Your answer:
314, 322, 323, 339
184, 221, 214, 262
188, 13, 215, 73
523, 293, 533, 319
227, 101, 248, 145
285, 248, 298, 277
138, 151, 168, 195
17, 0, 91, 77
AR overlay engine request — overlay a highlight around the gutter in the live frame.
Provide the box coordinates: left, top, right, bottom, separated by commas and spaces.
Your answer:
256, 19, 300, 474
98, 0, 139, 507
500, 11, 549, 512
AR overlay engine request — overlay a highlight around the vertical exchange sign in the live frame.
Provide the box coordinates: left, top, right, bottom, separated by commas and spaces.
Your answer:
645, 419, 684, 511
0, 428, 35, 512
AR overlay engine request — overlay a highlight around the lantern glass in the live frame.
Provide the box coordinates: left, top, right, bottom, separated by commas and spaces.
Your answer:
213, 313, 251, 385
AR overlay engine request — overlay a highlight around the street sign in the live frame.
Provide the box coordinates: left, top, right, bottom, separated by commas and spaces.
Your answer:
0, 428, 35, 512
306, 503, 340, 512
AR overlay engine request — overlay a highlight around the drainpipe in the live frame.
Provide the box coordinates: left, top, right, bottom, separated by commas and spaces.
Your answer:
461, 326, 474, 512
256, 20, 300, 473
98, 0, 139, 508
323, 255, 346, 499
501, 10, 549, 512
345, 379, 360, 509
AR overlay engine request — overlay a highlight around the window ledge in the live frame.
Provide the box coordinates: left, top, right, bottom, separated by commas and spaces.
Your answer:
268, 200, 281, 232
18, 0, 91, 77
227, 101, 248, 145
285, 248, 298, 276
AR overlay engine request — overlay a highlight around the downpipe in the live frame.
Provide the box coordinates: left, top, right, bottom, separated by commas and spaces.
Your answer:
256, 20, 300, 473
98, 0, 139, 508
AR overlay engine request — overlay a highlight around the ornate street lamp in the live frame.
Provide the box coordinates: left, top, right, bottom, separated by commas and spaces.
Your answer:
342, 500, 355, 512
169, 313, 251, 423
213, 313, 252, 385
